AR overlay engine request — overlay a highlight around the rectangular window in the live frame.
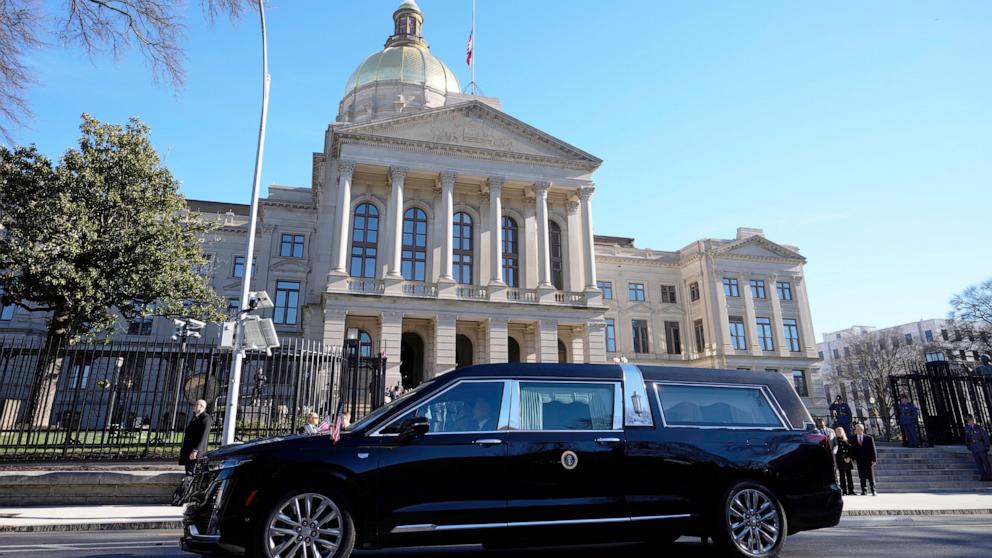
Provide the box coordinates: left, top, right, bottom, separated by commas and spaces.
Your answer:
604, 319, 616, 353
66, 363, 92, 390
756, 317, 774, 351
127, 302, 155, 336
722, 277, 740, 297
904, 333, 913, 345
776, 281, 793, 301
843, 346, 851, 358
833, 348, 840, 359
520, 382, 616, 431
665, 321, 682, 355
628, 282, 646, 301
750, 279, 767, 299
660, 285, 677, 304
597, 281, 613, 300
694, 319, 705, 353
818, 351, 824, 359
941, 329, 949, 341
656, 384, 784, 428
925, 330, 934, 342
0, 287, 14, 321
632, 319, 650, 354
729, 316, 747, 350
279, 233, 305, 258
783, 319, 801, 352
689, 282, 700, 302
232, 256, 257, 278
925, 352, 946, 362
273, 281, 301, 325
792, 370, 809, 397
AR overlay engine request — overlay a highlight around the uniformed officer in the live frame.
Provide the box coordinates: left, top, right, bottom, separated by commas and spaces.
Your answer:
964, 414, 992, 482
829, 395, 853, 437
896, 394, 920, 448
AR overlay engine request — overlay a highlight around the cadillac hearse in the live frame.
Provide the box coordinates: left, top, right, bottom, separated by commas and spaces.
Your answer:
181, 363, 842, 558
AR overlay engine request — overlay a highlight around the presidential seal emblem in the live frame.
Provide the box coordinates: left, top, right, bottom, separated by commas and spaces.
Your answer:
561, 450, 579, 470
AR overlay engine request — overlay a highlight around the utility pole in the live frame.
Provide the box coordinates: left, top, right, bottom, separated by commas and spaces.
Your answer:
223, 0, 271, 446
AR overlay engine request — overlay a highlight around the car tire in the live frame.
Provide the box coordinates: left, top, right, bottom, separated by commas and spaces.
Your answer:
712, 481, 787, 558
253, 484, 356, 558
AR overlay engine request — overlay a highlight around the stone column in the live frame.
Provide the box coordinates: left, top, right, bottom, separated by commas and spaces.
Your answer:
439, 172, 456, 282
434, 314, 457, 373
488, 317, 508, 363
322, 307, 348, 348
585, 321, 607, 364
332, 161, 356, 275
768, 274, 789, 357
386, 166, 407, 278
533, 181, 554, 292
488, 177, 505, 286
380, 311, 403, 387
794, 276, 817, 357
740, 272, 761, 356
578, 186, 598, 290
537, 319, 559, 363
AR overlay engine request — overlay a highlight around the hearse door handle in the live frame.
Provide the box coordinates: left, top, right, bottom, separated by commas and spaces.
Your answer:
595, 437, 622, 445
473, 438, 503, 446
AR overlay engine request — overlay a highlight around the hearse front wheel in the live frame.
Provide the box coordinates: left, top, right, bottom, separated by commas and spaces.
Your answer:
255, 485, 356, 558
713, 481, 787, 558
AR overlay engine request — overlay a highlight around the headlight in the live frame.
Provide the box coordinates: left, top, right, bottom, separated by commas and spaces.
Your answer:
207, 457, 252, 472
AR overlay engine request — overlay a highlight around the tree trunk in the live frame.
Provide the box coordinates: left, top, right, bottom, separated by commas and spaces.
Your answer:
25, 315, 70, 428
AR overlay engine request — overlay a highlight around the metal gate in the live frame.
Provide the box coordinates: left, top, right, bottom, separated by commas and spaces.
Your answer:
890, 361, 992, 445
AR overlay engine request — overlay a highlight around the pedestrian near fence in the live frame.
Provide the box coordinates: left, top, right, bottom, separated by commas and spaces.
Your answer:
897, 394, 920, 447
851, 423, 877, 495
179, 399, 212, 476
830, 395, 853, 437
964, 414, 992, 482
834, 427, 856, 495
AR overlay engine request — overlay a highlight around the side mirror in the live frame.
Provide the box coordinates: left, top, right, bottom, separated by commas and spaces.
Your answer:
398, 416, 429, 442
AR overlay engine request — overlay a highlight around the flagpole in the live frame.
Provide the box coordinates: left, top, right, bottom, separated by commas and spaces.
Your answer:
471, 0, 476, 87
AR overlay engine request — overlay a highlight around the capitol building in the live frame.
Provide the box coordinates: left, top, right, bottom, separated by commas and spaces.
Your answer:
0, 1, 824, 410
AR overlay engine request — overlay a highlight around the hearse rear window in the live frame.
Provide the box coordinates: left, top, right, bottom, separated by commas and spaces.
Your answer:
520, 382, 615, 431
655, 384, 784, 428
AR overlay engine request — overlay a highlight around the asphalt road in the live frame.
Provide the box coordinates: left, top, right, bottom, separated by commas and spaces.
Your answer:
0, 516, 989, 557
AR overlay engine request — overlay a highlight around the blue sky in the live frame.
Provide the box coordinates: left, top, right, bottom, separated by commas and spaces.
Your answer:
10, 0, 992, 340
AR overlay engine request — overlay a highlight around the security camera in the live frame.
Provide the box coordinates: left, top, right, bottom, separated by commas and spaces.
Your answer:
248, 291, 274, 310
188, 331, 202, 339
173, 319, 185, 328
187, 318, 207, 330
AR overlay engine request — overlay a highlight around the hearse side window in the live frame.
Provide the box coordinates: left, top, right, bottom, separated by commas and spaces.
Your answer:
655, 384, 784, 428
520, 382, 615, 431
389, 381, 504, 434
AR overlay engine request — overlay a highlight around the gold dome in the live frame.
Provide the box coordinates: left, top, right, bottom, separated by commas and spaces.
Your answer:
343, 45, 460, 97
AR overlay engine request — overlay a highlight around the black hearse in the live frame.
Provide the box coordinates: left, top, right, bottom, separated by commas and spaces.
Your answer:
181, 364, 842, 558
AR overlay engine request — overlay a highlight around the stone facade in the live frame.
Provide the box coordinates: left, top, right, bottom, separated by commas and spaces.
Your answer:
0, 0, 824, 411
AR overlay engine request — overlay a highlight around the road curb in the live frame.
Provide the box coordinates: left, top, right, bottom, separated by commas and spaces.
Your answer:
842, 508, 992, 517
0, 520, 183, 533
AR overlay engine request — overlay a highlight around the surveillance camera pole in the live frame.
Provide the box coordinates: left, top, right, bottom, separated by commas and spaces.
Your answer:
223, 0, 271, 446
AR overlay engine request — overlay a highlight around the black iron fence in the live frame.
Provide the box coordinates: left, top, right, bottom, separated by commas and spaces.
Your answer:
0, 336, 386, 461
890, 360, 992, 446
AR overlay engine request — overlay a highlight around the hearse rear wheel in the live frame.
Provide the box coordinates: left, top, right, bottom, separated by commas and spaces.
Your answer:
713, 481, 786, 558
254, 485, 355, 558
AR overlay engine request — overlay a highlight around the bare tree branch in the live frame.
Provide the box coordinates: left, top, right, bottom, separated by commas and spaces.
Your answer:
0, 0, 43, 142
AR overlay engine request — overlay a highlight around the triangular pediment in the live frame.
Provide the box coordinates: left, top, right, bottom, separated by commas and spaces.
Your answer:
334, 101, 601, 169
716, 236, 805, 261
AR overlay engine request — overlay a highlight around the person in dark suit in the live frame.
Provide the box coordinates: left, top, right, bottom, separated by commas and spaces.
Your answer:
896, 394, 920, 447
964, 414, 992, 481
179, 399, 212, 475
829, 396, 853, 437
850, 423, 877, 495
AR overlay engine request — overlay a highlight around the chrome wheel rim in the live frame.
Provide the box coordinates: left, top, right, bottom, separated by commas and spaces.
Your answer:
727, 488, 780, 556
266, 492, 343, 558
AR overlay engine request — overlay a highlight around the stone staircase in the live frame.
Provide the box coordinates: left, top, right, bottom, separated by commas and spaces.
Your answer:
851, 443, 992, 493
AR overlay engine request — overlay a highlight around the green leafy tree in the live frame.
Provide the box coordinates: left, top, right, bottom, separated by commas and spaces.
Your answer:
0, 114, 224, 425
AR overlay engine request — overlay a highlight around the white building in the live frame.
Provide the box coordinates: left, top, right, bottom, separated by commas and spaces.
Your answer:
0, 1, 825, 411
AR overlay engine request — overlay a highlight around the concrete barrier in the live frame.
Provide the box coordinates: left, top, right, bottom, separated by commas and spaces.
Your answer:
0, 470, 184, 505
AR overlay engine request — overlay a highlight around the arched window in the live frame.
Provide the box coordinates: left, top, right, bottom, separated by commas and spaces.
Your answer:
453, 212, 473, 285
456, 335, 473, 368
558, 339, 568, 363
350, 203, 379, 278
550, 221, 564, 290
358, 330, 373, 358
502, 216, 519, 288
401, 207, 428, 281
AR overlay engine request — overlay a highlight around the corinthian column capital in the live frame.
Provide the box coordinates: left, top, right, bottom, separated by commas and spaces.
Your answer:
338, 160, 356, 176
389, 166, 408, 184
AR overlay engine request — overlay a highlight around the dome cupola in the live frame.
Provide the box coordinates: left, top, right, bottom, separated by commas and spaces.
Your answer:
337, 0, 461, 123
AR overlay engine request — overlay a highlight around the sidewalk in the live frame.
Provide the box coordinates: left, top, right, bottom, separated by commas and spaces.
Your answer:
1, 491, 992, 533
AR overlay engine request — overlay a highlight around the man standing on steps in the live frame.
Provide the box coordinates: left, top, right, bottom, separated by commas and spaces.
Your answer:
897, 394, 921, 448
851, 423, 878, 495
179, 399, 212, 476
964, 414, 992, 482
830, 395, 853, 437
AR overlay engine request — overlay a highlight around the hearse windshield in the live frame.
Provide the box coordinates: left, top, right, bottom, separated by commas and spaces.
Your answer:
347, 379, 436, 432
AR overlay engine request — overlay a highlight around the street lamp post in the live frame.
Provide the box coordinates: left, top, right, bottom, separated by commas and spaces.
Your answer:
223, 0, 271, 446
